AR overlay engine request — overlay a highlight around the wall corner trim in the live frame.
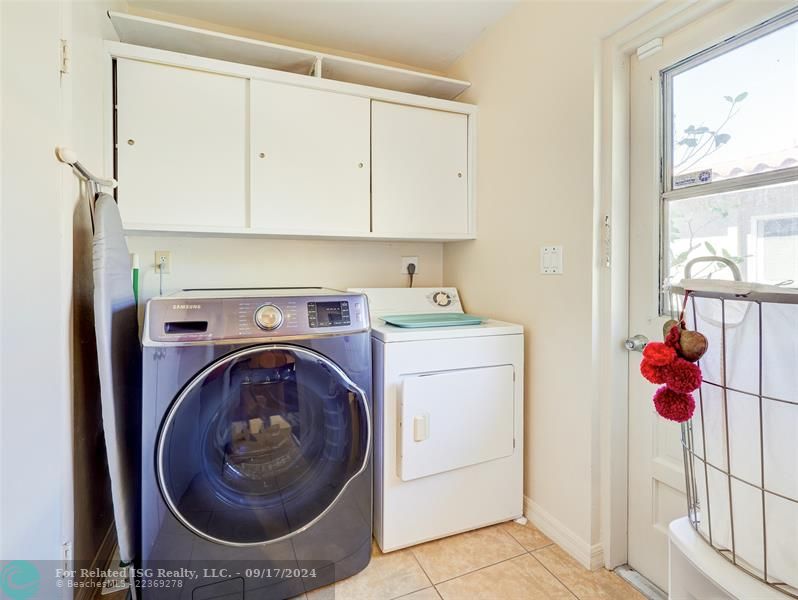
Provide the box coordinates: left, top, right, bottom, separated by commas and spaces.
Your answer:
524, 496, 604, 570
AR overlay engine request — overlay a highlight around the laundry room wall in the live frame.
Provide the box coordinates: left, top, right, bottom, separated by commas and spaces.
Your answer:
126, 236, 443, 316
443, 0, 653, 567
0, 0, 70, 563
1, 0, 128, 570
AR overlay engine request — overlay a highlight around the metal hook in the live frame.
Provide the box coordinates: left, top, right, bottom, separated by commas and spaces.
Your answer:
56, 146, 117, 190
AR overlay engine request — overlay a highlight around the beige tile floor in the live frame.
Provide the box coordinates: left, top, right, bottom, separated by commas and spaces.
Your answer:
99, 521, 645, 600
303, 521, 646, 600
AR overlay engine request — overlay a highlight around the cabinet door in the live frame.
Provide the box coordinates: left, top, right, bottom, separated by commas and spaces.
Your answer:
116, 59, 247, 228
372, 102, 469, 236
251, 81, 370, 234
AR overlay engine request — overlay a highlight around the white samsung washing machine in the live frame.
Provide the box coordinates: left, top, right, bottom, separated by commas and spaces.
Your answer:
349, 287, 524, 552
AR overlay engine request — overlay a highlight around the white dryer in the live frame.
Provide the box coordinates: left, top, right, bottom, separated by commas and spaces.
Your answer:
349, 287, 524, 552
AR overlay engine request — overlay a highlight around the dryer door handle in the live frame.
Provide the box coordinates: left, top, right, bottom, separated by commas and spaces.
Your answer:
413, 414, 430, 442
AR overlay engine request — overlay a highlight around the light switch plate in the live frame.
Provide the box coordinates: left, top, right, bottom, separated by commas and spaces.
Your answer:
541, 246, 563, 275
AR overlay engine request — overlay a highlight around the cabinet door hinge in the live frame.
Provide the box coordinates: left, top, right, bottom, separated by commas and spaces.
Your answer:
60, 39, 70, 74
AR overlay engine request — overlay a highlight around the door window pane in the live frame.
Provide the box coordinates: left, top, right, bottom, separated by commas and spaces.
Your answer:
665, 181, 798, 286
670, 19, 798, 187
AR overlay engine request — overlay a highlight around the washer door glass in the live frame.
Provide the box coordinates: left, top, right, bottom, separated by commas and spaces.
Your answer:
157, 344, 370, 546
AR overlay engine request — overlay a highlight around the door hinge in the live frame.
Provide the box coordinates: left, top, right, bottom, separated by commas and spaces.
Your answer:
61, 541, 72, 574
60, 39, 70, 74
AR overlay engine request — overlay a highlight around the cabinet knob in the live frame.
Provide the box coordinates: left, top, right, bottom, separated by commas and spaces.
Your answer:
457, 172, 463, 178
358, 162, 364, 168
127, 139, 135, 146
259, 152, 267, 159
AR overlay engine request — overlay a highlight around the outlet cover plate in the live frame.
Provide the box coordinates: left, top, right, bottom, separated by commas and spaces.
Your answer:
541, 246, 563, 275
155, 250, 171, 273
401, 256, 419, 274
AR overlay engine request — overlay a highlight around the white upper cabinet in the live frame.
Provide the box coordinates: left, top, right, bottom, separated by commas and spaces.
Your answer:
116, 59, 247, 228
250, 81, 370, 234
111, 43, 476, 240
371, 102, 470, 237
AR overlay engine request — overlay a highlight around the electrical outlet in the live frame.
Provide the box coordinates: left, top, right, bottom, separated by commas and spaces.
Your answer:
401, 256, 419, 274
155, 250, 171, 274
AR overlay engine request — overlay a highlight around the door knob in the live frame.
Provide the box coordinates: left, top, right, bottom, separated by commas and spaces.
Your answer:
624, 334, 649, 352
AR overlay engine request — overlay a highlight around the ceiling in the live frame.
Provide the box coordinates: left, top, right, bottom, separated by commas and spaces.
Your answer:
126, 0, 518, 71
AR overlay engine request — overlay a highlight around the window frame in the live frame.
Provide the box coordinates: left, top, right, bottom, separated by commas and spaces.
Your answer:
659, 6, 798, 309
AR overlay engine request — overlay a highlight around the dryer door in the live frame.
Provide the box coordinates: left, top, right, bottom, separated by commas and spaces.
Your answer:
156, 344, 370, 546
398, 365, 514, 481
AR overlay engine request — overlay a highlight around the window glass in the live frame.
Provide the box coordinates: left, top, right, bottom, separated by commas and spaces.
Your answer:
665, 181, 798, 286
662, 11, 798, 298
670, 19, 798, 187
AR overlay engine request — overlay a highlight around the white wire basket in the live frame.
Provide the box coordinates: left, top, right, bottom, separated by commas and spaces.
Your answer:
677, 282, 798, 598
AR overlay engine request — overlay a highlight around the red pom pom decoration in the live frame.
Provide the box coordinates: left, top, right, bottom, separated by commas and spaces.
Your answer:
662, 357, 702, 393
638, 311, 704, 423
665, 324, 682, 353
642, 342, 677, 367
640, 359, 669, 384
653, 386, 695, 422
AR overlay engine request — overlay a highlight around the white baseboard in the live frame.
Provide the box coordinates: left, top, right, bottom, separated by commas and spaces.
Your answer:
524, 496, 604, 570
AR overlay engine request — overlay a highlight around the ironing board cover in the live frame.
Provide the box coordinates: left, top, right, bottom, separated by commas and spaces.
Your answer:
93, 193, 140, 563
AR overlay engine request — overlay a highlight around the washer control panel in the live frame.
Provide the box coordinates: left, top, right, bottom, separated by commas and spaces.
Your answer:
147, 289, 369, 343
307, 301, 351, 328
254, 304, 283, 330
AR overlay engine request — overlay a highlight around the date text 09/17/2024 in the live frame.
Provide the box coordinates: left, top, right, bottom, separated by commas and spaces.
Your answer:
55, 567, 319, 580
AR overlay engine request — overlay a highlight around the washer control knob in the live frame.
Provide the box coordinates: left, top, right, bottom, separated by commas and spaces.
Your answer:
433, 291, 452, 307
254, 304, 283, 330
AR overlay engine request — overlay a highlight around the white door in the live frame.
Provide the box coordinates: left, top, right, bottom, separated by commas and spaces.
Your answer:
371, 102, 469, 236
251, 81, 370, 234
116, 59, 248, 228
628, 2, 798, 590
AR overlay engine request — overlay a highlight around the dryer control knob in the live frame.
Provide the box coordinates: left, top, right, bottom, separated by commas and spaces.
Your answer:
254, 304, 283, 330
433, 291, 452, 307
